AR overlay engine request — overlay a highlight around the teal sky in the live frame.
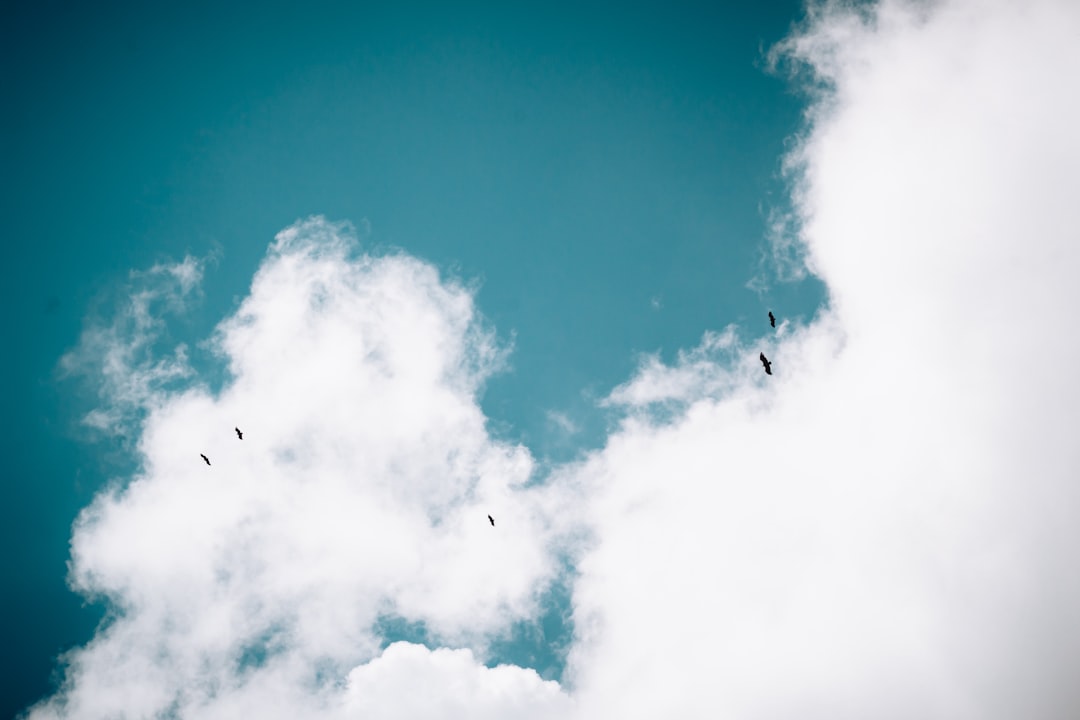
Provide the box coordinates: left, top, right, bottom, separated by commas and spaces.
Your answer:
2, 2, 823, 716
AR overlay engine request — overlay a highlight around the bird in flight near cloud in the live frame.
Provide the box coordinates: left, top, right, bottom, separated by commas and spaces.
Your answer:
235, 427, 243, 440
488, 515, 495, 527
760, 352, 773, 376
768, 311, 775, 328
200, 454, 211, 466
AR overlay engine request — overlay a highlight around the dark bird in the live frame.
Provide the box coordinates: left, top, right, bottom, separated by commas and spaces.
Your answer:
768, 311, 776, 328
235, 427, 243, 440
760, 352, 773, 376
200, 454, 211, 466
488, 514, 495, 527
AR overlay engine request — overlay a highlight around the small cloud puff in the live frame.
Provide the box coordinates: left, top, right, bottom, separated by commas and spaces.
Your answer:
342, 642, 573, 719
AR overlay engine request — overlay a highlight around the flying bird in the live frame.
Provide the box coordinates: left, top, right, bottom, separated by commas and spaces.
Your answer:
759, 352, 773, 375
488, 515, 495, 527
768, 311, 775, 328
200, 454, 211, 466
235, 427, 243, 440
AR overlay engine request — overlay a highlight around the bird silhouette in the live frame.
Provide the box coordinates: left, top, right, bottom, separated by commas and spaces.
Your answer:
235, 427, 243, 440
768, 311, 775, 328
200, 454, 211, 466
488, 514, 495, 527
760, 352, 773, 375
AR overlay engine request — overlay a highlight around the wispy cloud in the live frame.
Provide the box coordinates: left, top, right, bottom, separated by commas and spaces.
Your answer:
603, 326, 745, 408
58, 255, 207, 436
545, 410, 580, 437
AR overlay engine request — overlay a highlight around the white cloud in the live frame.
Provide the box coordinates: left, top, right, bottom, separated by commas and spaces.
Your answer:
568, 1, 1080, 718
32, 1, 1080, 718
341, 642, 573, 719
32, 218, 573, 719
603, 325, 765, 408
59, 254, 206, 434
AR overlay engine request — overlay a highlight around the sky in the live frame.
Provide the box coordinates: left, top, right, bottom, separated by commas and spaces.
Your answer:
3, 0, 1080, 718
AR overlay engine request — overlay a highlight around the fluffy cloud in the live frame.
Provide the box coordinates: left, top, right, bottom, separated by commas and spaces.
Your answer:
31, 0, 1080, 718
341, 642, 572, 719
32, 218, 573, 719
567, 1, 1080, 718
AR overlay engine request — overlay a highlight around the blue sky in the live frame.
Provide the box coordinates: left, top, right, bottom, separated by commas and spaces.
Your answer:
7, 1, 1080, 718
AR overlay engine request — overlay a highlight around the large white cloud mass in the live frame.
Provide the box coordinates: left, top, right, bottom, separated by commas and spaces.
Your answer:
31, 0, 1080, 718
567, 1, 1080, 718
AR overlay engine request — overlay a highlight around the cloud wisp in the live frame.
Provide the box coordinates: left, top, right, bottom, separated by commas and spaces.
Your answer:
59, 255, 207, 435
31, 0, 1080, 718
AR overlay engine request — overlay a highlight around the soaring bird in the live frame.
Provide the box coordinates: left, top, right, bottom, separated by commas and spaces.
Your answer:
235, 427, 243, 440
488, 515, 495, 527
200, 454, 211, 466
759, 352, 773, 375
768, 311, 776, 328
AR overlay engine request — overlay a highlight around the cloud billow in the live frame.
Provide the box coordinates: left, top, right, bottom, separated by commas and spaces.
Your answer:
33, 218, 573, 719
568, 1, 1080, 718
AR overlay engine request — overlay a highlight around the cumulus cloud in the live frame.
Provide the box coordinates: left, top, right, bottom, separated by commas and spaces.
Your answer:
567, 1, 1080, 718
32, 218, 574, 719
341, 642, 572, 719
32, 0, 1080, 718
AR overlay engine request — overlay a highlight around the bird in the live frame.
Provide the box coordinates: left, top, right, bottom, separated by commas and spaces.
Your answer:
200, 454, 211, 466
759, 352, 773, 375
768, 311, 776, 328
235, 427, 243, 440
488, 515, 495, 527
